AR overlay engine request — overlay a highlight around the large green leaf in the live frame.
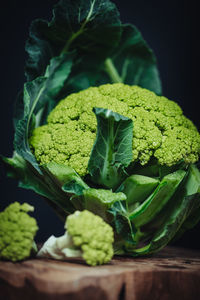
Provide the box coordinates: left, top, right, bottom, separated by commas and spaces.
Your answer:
60, 24, 162, 96
119, 174, 159, 208
24, 0, 162, 96
14, 53, 73, 172
42, 162, 87, 187
101, 24, 162, 95
109, 201, 137, 248
88, 108, 133, 189
14, 77, 46, 172
25, 0, 121, 81
42, 162, 89, 196
133, 193, 200, 256
129, 170, 186, 227
1, 154, 75, 216
129, 165, 200, 255
171, 164, 200, 240
13, 91, 24, 130
83, 188, 127, 222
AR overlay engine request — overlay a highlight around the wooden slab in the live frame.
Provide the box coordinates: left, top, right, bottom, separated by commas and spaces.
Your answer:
0, 246, 200, 300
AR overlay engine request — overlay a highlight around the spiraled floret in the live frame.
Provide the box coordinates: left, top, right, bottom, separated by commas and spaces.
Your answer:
30, 83, 200, 176
37, 210, 114, 266
66, 210, 114, 266
0, 202, 38, 261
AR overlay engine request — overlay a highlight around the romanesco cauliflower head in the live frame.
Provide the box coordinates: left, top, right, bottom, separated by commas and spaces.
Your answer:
66, 210, 114, 266
30, 83, 200, 176
0, 202, 38, 262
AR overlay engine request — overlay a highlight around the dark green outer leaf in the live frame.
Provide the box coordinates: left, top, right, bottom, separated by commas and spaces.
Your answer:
14, 77, 46, 173
14, 53, 73, 172
171, 202, 200, 243
25, 0, 121, 81
109, 201, 137, 245
24, 0, 161, 97
129, 170, 186, 227
41, 163, 89, 207
62, 181, 87, 196
40, 162, 90, 196
128, 165, 200, 256
13, 90, 24, 130
83, 188, 127, 222
57, 56, 106, 97
171, 164, 200, 240
148, 193, 200, 253
88, 108, 133, 189
61, 23, 162, 96
126, 193, 200, 256
102, 24, 162, 95
41, 162, 86, 186
119, 174, 159, 207
25, 20, 56, 82
1, 153, 75, 216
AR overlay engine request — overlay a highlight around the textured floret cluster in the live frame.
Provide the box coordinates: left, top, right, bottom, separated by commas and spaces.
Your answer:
30, 83, 200, 176
0, 202, 38, 262
66, 210, 114, 266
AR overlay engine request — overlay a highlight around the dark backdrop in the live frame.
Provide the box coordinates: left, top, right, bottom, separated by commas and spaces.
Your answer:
0, 0, 199, 248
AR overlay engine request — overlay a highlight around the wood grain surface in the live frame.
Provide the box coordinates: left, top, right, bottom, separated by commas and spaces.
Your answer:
0, 246, 200, 300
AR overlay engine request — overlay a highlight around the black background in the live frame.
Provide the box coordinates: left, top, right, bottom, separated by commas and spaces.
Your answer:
0, 0, 199, 249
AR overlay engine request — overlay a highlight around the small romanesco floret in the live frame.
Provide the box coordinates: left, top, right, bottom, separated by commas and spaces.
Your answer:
37, 210, 114, 266
30, 83, 200, 176
0, 202, 38, 262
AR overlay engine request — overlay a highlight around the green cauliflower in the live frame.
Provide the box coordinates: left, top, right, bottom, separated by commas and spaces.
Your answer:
30, 83, 200, 177
3, 0, 200, 260
0, 202, 38, 262
37, 210, 114, 266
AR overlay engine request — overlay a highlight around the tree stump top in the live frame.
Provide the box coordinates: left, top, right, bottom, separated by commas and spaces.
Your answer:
0, 246, 200, 300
